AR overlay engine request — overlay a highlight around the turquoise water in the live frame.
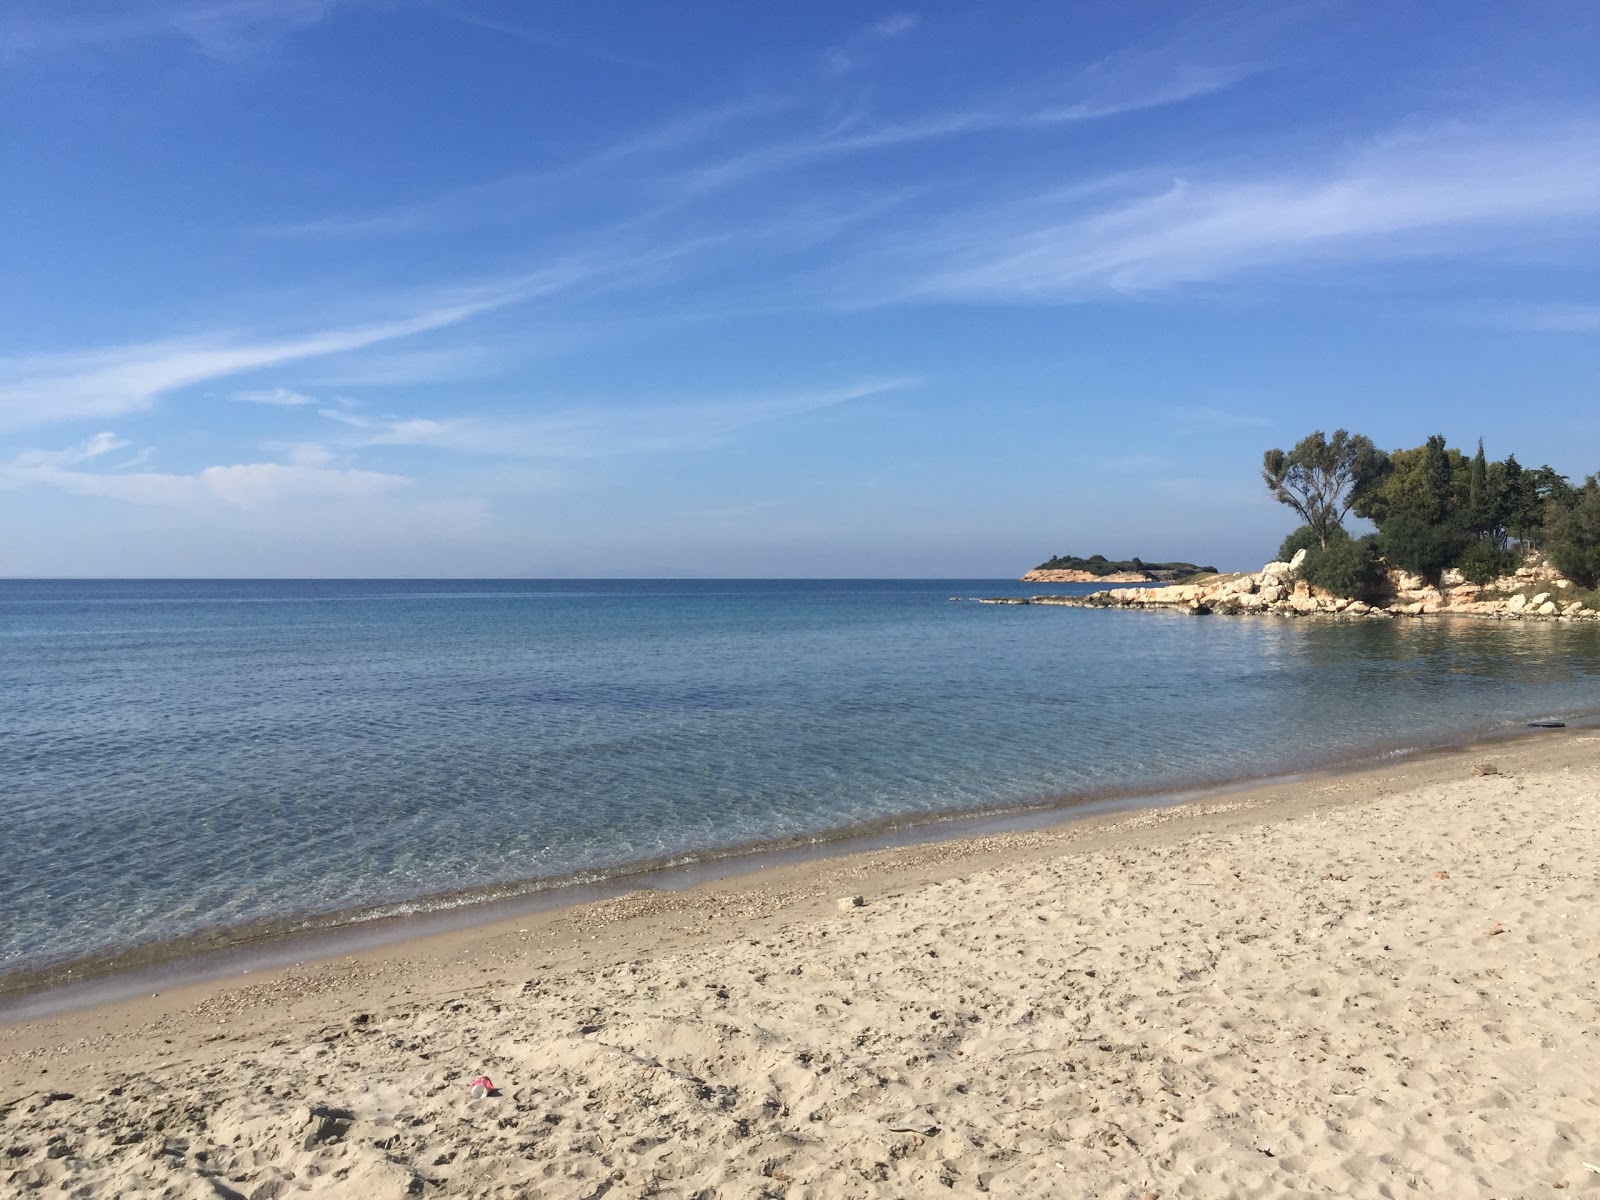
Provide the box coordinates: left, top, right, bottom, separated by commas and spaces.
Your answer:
3, 578, 1598, 977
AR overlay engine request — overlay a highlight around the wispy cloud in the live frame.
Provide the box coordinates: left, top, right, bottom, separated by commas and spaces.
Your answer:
425, 3, 659, 70
1497, 303, 1600, 333
233, 386, 316, 406
901, 118, 1600, 300
1031, 63, 1255, 124
272, 51, 1246, 243
0, 275, 559, 433
1, 437, 407, 509
269, 100, 780, 239
340, 378, 913, 459
2, 0, 344, 59
823, 12, 920, 75
665, 69, 1248, 202
200, 461, 405, 508
10, 431, 132, 468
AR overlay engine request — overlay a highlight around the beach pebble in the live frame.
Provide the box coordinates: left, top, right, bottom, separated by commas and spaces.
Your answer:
837, 895, 866, 910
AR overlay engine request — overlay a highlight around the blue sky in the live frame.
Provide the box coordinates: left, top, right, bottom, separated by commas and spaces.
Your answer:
3, 1, 1599, 577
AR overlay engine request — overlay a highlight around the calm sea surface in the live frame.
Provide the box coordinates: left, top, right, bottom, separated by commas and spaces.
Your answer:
3, 578, 1598, 977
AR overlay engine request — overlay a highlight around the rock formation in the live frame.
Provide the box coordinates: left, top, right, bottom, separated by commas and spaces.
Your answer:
1020, 569, 1153, 583
987, 551, 1599, 621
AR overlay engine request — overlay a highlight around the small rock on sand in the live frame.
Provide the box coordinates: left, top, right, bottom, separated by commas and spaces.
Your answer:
837, 895, 866, 910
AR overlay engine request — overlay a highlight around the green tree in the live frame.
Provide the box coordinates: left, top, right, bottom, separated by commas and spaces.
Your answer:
1350, 434, 1469, 577
1262, 430, 1387, 549
1502, 459, 1575, 550
1548, 477, 1600, 587
1353, 435, 1467, 528
1482, 456, 1514, 548
1467, 439, 1491, 537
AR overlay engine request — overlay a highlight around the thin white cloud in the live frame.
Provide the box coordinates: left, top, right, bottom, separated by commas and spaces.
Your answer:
283, 441, 335, 467
273, 54, 1245, 242
668, 68, 1246, 201
318, 407, 373, 429
269, 100, 780, 239
10, 431, 131, 468
295, 345, 503, 386
346, 379, 913, 459
1498, 303, 1600, 333
233, 387, 316, 406
903, 119, 1600, 300
423, 5, 659, 70
823, 12, 920, 75
0, 276, 550, 433
1031, 63, 1254, 124
1, 446, 406, 509
200, 462, 404, 509
2, 0, 343, 58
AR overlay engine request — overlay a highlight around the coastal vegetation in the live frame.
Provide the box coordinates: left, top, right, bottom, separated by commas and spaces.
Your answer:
1031, 553, 1217, 579
1264, 430, 1600, 594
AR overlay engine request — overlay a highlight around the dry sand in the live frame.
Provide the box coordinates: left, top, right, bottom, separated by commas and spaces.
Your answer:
3, 732, 1599, 1198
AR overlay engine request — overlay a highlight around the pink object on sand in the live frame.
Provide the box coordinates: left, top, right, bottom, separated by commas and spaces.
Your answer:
468, 1075, 495, 1099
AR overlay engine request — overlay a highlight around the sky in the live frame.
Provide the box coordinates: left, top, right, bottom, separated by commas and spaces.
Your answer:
3, 1, 1599, 577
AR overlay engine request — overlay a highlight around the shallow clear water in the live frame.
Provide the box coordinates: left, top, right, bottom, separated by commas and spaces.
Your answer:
3, 578, 1598, 975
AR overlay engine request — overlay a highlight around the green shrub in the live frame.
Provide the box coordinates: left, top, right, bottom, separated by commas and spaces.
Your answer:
1455, 541, 1517, 585
1276, 524, 1338, 562
1298, 534, 1384, 598
1378, 514, 1469, 578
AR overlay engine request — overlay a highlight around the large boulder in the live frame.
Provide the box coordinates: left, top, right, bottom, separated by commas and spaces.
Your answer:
1390, 569, 1429, 593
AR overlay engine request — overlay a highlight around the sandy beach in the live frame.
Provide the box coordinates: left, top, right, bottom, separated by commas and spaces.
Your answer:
3, 730, 1598, 1198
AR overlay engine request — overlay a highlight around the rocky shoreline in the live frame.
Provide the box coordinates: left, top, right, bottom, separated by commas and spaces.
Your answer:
986, 550, 1600, 621
1020, 568, 1153, 583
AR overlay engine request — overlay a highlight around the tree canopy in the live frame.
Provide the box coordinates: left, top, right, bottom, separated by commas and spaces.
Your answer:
1262, 430, 1387, 549
1267, 429, 1597, 590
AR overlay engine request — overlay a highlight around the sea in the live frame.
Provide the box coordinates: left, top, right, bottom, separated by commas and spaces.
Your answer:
3, 578, 1598, 987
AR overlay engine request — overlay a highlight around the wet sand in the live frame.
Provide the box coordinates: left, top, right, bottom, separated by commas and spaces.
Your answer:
3, 730, 1598, 1197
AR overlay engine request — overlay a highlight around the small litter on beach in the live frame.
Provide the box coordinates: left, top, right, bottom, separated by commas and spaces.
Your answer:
1430, 870, 1450, 880
1486, 922, 1505, 937
884, 1116, 940, 1136
1471, 761, 1499, 776
1527, 721, 1567, 729
467, 1075, 496, 1100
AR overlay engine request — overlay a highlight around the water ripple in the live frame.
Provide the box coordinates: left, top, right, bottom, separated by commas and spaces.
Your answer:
2, 578, 1598, 972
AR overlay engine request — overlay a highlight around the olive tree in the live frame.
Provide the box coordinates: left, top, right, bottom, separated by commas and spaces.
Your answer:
1262, 430, 1387, 549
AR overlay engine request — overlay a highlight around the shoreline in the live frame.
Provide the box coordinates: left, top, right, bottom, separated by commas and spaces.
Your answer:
990, 553, 1600, 620
4, 707, 1595, 1022
5, 724, 1597, 1196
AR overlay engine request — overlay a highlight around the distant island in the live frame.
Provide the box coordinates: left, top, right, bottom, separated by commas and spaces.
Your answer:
1022, 554, 1219, 583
